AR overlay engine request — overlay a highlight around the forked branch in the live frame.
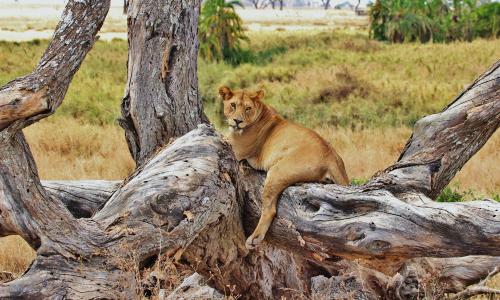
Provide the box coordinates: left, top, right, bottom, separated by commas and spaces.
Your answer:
373, 60, 500, 198
0, 0, 111, 131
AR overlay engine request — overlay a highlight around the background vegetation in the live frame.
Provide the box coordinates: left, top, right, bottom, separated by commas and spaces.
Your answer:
369, 0, 500, 43
198, 0, 249, 62
4, 30, 499, 130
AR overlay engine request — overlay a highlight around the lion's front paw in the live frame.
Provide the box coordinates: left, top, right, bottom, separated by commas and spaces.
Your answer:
245, 233, 266, 250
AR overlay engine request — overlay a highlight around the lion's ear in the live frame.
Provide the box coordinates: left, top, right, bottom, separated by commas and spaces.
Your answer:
218, 86, 233, 101
252, 89, 265, 101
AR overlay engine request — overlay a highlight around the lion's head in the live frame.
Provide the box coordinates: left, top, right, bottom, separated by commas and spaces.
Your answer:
219, 86, 265, 132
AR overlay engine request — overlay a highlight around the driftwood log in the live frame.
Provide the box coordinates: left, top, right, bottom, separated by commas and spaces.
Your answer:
0, 0, 499, 299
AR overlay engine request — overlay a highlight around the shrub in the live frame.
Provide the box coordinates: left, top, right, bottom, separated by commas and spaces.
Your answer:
369, 0, 440, 43
436, 185, 474, 202
472, 2, 500, 38
369, 0, 500, 43
198, 0, 249, 63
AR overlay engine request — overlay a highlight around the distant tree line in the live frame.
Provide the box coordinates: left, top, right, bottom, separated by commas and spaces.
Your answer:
247, 0, 285, 9
370, 0, 500, 43
198, 0, 500, 63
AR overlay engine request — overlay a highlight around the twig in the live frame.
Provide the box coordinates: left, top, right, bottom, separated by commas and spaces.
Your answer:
449, 286, 500, 300
477, 266, 499, 287
449, 266, 500, 300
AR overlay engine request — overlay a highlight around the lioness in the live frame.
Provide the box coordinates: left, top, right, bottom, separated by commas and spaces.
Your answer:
219, 86, 349, 249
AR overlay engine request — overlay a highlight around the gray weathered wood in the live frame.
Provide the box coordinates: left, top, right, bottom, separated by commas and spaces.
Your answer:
119, 0, 208, 165
241, 167, 500, 273
311, 256, 500, 299
43, 180, 120, 217
0, 125, 308, 299
389, 256, 500, 297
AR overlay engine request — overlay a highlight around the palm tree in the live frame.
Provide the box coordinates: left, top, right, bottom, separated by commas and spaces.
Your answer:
198, 0, 249, 61
370, 0, 445, 43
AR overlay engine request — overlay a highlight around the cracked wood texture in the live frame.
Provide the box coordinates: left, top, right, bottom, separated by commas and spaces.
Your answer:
241, 169, 500, 271
44, 180, 120, 218
0, 0, 499, 298
120, 0, 207, 165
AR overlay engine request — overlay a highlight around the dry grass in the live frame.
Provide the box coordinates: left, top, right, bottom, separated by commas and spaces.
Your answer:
0, 236, 36, 277
318, 126, 500, 197
24, 117, 135, 180
473, 274, 500, 300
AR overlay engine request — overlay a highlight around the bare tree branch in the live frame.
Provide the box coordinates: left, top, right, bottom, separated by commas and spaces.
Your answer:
43, 180, 120, 217
372, 60, 500, 199
241, 167, 500, 274
0, 0, 111, 131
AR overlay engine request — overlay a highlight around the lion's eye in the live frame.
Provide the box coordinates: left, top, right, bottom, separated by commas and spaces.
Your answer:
230, 103, 236, 109
245, 107, 251, 111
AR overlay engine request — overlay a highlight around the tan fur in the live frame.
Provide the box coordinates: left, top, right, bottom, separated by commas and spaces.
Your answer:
219, 86, 349, 249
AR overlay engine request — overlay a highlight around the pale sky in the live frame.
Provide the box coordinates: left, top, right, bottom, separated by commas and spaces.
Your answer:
1, 0, 124, 5
1, 0, 377, 6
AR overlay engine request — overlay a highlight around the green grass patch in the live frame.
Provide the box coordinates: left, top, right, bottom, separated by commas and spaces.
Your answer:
1, 30, 499, 129
436, 185, 499, 202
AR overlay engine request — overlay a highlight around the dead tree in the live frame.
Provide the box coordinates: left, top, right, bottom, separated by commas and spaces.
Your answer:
269, 0, 277, 9
321, 0, 331, 10
250, 0, 270, 9
269, 0, 284, 10
0, 0, 499, 299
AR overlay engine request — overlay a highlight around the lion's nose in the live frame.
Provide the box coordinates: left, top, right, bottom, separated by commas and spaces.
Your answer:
233, 119, 243, 126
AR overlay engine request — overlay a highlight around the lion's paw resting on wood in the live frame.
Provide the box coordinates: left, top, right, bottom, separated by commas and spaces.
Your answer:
219, 86, 349, 250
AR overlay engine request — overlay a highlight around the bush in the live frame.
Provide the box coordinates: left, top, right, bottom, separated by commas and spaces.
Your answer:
369, 0, 443, 43
436, 185, 473, 202
369, 0, 500, 43
472, 2, 500, 38
198, 0, 249, 63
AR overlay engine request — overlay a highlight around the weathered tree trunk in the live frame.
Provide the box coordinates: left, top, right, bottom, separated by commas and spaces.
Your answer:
120, 0, 207, 165
0, 0, 499, 299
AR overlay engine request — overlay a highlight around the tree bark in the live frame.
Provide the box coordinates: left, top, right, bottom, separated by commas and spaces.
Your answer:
119, 0, 207, 165
0, 0, 499, 299
43, 180, 120, 218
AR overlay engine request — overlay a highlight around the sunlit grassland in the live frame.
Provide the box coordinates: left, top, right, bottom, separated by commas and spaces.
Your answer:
201, 30, 500, 128
0, 31, 499, 280
2, 31, 499, 128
